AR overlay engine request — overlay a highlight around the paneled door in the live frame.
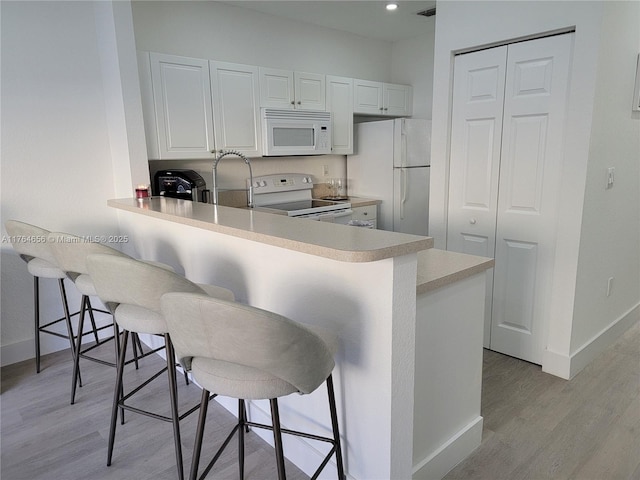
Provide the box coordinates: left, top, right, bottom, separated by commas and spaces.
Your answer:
447, 34, 572, 364
447, 45, 507, 348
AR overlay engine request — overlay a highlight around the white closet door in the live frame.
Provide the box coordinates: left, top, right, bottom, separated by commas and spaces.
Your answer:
490, 34, 572, 364
447, 46, 507, 347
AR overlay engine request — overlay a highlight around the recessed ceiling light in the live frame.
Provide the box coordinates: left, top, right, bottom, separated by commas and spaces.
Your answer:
386, 3, 398, 11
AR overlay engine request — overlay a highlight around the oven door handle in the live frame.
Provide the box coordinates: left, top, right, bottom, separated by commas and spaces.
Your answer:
331, 209, 353, 218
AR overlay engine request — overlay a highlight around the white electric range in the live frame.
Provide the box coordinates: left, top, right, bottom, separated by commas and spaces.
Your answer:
250, 173, 352, 224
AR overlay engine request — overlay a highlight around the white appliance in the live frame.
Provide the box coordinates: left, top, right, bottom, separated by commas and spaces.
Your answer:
347, 118, 431, 235
261, 108, 332, 156
251, 173, 353, 224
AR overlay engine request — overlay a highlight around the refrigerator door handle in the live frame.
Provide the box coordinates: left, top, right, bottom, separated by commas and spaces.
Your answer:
401, 131, 407, 168
400, 168, 408, 219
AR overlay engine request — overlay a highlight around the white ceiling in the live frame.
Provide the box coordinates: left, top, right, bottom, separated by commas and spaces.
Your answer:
221, 1, 437, 43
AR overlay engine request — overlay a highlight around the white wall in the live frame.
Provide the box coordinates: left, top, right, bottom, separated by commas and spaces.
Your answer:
570, 1, 640, 356
430, 0, 639, 378
0, 1, 147, 364
131, 1, 392, 81
391, 25, 436, 120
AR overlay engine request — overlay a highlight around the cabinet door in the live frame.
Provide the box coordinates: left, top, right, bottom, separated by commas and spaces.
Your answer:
353, 79, 383, 115
326, 75, 353, 154
294, 72, 325, 110
384, 83, 413, 116
259, 67, 294, 109
210, 61, 262, 157
149, 52, 215, 159
351, 205, 377, 228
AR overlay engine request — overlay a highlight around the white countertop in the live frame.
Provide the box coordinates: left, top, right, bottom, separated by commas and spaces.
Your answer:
109, 197, 432, 263
416, 248, 494, 294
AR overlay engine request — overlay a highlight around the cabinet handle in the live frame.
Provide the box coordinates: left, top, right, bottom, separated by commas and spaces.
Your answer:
379, 107, 384, 111
290, 101, 295, 105
469, 218, 477, 225
363, 212, 368, 216
384, 107, 388, 111
297, 101, 301, 105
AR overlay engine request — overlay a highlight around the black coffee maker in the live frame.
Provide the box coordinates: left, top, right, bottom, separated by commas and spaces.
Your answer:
153, 169, 208, 202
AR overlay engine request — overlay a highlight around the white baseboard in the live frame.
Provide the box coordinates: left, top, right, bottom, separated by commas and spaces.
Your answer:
412, 416, 483, 480
543, 302, 640, 379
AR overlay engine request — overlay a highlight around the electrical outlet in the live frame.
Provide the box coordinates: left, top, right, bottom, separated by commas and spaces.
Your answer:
606, 167, 615, 189
323, 165, 330, 177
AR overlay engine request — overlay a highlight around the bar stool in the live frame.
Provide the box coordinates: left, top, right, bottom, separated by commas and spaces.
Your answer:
47, 232, 156, 405
86, 253, 235, 480
4, 220, 86, 372
160, 291, 345, 480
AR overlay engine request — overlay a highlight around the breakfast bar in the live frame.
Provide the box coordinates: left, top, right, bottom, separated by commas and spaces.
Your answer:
110, 196, 493, 480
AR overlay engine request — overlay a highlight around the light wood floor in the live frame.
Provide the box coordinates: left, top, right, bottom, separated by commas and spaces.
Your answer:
0, 339, 308, 480
2, 322, 638, 480
445, 321, 640, 480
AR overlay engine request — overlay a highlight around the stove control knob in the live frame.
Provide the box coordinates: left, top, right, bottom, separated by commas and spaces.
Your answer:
301, 177, 309, 183
260, 180, 267, 187
253, 181, 261, 188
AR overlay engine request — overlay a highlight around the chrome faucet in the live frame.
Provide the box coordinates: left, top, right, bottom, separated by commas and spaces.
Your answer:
211, 150, 254, 208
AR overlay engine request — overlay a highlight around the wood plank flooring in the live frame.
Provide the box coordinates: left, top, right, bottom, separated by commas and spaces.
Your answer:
445, 321, 640, 480
0, 339, 308, 480
2, 322, 638, 479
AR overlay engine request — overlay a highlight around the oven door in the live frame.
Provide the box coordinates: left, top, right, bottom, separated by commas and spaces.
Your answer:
303, 209, 353, 224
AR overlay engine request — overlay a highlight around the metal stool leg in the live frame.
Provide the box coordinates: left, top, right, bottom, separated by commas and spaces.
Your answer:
165, 334, 184, 480
238, 399, 245, 479
107, 330, 129, 467
34, 277, 41, 373
326, 375, 345, 480
84, 297, 100, 345
70, 295, 88, 405
270, 399, 287, 480
190, 388, 210, 480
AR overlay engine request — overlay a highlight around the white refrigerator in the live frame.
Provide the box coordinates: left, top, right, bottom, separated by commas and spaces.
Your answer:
347, 118, 431, 235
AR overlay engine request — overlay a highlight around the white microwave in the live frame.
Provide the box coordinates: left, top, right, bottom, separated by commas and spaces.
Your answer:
261, 108, 332, 156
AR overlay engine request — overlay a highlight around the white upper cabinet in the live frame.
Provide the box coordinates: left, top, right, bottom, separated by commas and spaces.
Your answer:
326, 75, 353, 154
294, 72, 325, 110
147, 52, 215, 159
353, 79, 413, 116
210, 61, 262, 157
259, 67, 326, 110
384, 83, 413, 117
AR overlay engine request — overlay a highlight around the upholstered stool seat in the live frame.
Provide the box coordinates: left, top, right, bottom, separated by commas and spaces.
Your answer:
161, 292, 345, 480
5, 220, 88, 373
26, 257, 67, 278
86, 253, 235, 480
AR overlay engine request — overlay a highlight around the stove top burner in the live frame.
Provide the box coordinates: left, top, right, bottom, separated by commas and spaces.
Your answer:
251, 173, 350, 218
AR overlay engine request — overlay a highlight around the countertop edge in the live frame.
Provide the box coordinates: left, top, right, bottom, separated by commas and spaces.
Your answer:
109, 198, 432, 263
416, 249, 494, 294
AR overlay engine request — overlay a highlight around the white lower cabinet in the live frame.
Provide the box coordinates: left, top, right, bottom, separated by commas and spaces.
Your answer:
351, 204, 377, 228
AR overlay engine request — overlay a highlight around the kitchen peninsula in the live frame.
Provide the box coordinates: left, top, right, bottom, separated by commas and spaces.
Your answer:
110, 197, 493, 480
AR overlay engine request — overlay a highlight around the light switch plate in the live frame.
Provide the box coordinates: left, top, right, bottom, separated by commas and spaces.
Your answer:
606, 167, 615, 189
